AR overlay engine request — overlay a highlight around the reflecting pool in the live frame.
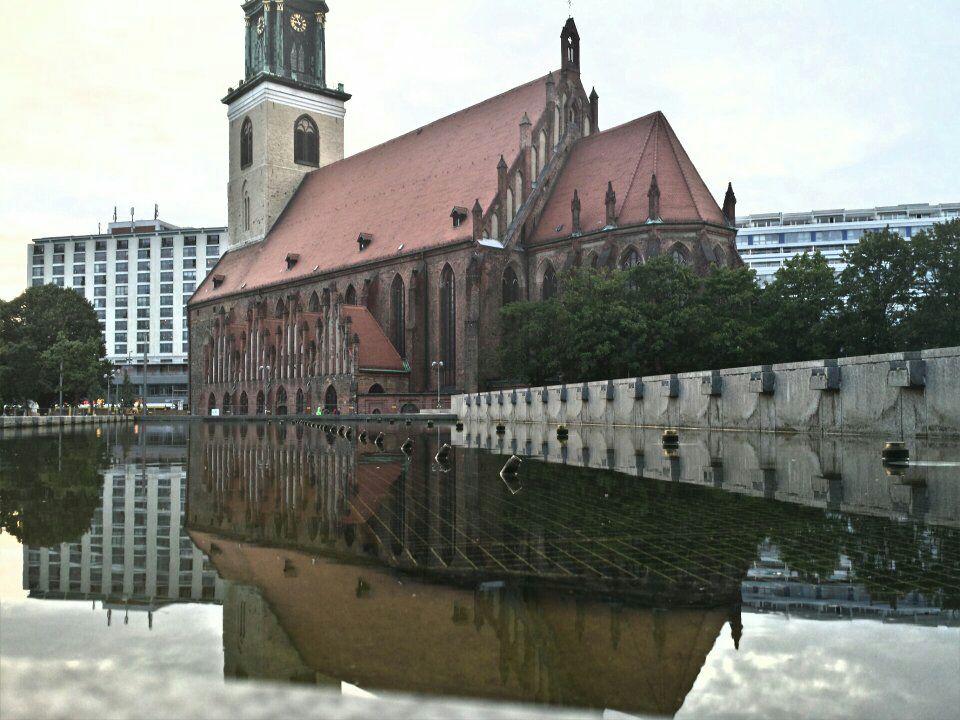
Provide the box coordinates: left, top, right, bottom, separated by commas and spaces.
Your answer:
1, 421, 958, 719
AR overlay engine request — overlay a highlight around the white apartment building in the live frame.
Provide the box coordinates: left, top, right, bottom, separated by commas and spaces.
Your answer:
736, 202, 960, 284
27, 219, 227, 408
22, 433, 224, 611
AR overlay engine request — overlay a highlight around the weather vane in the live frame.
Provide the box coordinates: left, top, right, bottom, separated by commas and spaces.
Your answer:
568, 0, 572, 17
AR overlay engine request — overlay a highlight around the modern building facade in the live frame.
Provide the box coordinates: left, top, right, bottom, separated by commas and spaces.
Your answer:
188, 7, 741, 416
736, 202, 960, 284
28, 219, 227, 408
23, 426, 224, 614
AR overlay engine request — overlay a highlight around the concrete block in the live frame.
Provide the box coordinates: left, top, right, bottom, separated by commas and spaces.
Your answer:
662, 375, 680, 398
810, 364, 841, 391
749, 367, 775, 394
700, 371, 722, 397
888, 359, 926, 388
581, 383, 590, 401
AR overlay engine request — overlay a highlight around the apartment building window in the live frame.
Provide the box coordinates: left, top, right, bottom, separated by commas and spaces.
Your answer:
182, 282, 195, 292
32, 266, 44, 277
160, 272, 173, 282
115, 344, 127, 355
115, 321, 127, 331
160, 284, 173, 294
183, 258, 196, 269
94, 262, 106, 274
160, 331, 173, 342
160, 307, 173, 318
74, 250, 86, 261
138, 238, 151, 249
96, 309, 106, 320
182, 270, 196, 280
182, 247, 196, 259
94, 298, 105, 308
96, 241, 106, 251
53, 277, 65, 287
160, 343, 173, 354
54, 243, 65, 253
137, 297, 151, 307
116, 309, 128, 319
95, 251, 107, 262
115, 333, 128, 343
137, 343, 147, 354
116, 251, 128, 261
31, 279, 44, 287
138, 249, 150, 259
161, 238, 173, 248
161, 248, 173, 259
94, 286, 106, 297
206, 234, 219, 244
137, 272, 150, 283
160, 295, 173, 306
33, 245, 44, 260
116, 261, 128, 272
138, 261, 150, 272
116, 239, 128, 250
116, 274, 128, 284
95, 275, 107, 285
205, 245, 220, 257
206, 258, 218, 269
137, 332, 149, 342
160, 260, 174, 270
137, 308, 149, 318
160, 319, 173, 330
73, 276, 85, 287
73, 264, 85, 275
137, 320, 150, 330
137, 284, 150, 295
116, 285, 128, 297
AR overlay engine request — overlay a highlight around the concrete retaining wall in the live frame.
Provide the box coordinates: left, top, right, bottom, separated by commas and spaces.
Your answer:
0, 415, 132, 436
453, 347, 960, 438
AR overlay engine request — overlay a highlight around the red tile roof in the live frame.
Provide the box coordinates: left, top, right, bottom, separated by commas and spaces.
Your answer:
196, 73, 551, 302
341, 305, 405, 371
533, 111, 726, 242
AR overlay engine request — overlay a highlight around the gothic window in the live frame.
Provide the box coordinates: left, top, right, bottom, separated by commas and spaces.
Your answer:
345, 284, 357, 305
307, 291, 320, 312
275, 298, 285, 318
531, 145, 539, 180
391, 275, 405, 357
295, 388, 305, 414
239, 392, 249, 416
256, 390, 265, 415
207, 394, 217, 414
324, 385, 338, 411
242, 182, 251, 231
539, 130, 548, 168
713, 245, 727, 266
502, 266, 520, 306
294, 115, 319, 166
584, 114, 591, 136
368, 383, 385, 394
275, 386, 288, 415
506, 188, 514, 225
439, 265, 456, 388
672, 247, 687, 265
514, 172, 524, 219
553, 104, 561, 146
240, 118, 253, 169
491, 213, 499, 240
542, 263, 557, 301
290, 42, 306, 74
222, 393, 233, 414
619, 247, 641, 269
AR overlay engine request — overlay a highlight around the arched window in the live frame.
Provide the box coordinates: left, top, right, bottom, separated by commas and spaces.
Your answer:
584, 114, 591, 136
368, 383, 385, 394
713, 245, 727, 267
295, 388, 305, 414
505, 188, 514, 225
256, 391, 265, 415
239, 392, 249, 416
223, 393, 233, 415
307, 291, 320, 312
240, 118, 253, 169
531, 145, 539, 180
324, 385, 338, 411
275, 298, 285, 318
542, 263, 557, 301
275, 386, 288, 415
539, 130, 548, 169
391, 275, 405, 357
553, 105, 560, 146
242, 182, 251, 231
502, 266, 520, 305
344, 284, 357, 305
619, 247, 642, 269
491, 213, 499, 240
290, 42, 306, 74
514, 172, 524, 219
208, 393, 217, 416
671, 247, 687, 265
439, 265, 456, 388
294, 115, 319, 166
588, 253, 600, 269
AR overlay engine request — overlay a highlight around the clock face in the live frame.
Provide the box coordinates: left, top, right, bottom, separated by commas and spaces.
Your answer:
256, 16, 264, 35
290, 13, 307, 32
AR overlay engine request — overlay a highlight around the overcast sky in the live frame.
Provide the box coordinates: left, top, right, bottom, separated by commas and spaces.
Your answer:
1, 0, 957, 301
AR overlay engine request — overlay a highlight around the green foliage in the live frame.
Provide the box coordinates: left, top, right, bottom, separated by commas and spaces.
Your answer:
761, 252, 843, 363
0, 285, 107, 407
498, 221, 960, 384
0, 433, 108, 547
117, 371, 136, 408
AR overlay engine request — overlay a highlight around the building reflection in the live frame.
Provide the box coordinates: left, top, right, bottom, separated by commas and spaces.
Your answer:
186, 421, 960, 714
19, 424, 224, 625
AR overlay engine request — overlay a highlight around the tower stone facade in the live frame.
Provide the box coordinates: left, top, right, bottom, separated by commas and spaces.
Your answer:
224, 0, 350, 247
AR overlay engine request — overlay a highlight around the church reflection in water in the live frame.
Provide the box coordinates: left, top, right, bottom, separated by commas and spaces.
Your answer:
186, 421, 960, 715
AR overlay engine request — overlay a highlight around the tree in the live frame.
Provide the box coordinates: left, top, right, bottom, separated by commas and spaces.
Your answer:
699, 265, 767, 370
0, 285, 106, 407
908, 219, 960, 349
117, 370, 136, 408
760, 252, 843, 363
837, 228, 915, 355
499, 300, 563, 385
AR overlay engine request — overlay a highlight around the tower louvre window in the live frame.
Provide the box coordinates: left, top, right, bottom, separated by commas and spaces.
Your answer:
294, 115, 319, 166
240, 118, 253, 169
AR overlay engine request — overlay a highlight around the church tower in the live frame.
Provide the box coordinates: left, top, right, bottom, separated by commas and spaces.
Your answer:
224, 0, 350, 247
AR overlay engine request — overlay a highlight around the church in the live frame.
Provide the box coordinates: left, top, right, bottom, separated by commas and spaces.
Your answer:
189, 1, 740, 416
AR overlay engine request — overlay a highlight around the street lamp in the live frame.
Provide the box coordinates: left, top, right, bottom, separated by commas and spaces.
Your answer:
431, 360, 444, 409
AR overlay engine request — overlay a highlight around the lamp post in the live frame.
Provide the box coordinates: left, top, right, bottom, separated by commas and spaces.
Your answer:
431, 360, 444, 409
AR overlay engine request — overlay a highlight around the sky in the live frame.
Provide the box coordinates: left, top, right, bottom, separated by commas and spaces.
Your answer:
1, 0, 957, 301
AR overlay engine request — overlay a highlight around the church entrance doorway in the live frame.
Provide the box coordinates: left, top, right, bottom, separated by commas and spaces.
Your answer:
324, 385, 338, 412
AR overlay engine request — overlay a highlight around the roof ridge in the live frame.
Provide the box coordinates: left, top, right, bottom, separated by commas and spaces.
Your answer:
660, 114, 705, 222
309, 71, 556, 172
616, 113, 658, 219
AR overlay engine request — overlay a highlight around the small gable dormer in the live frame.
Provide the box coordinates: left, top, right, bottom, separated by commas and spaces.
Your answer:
285, 253, 301, 270
212, 274, 226, 289
450, 206, 469, 228
561, 17, 580, 74
357, 232, 373, 251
